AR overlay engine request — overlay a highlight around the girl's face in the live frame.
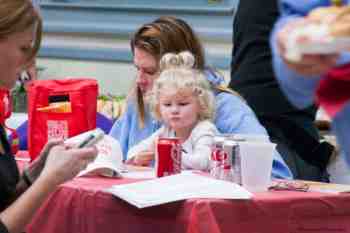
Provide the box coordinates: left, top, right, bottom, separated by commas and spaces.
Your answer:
0, 26, 34, 89
133, 47, 159, 95
159, 88, 200, 135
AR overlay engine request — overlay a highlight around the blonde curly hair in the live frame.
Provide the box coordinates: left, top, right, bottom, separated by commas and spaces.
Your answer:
149, 51, 215, 122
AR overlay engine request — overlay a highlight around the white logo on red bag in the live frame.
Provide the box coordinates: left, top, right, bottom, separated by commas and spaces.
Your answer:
47, 120, 68, 140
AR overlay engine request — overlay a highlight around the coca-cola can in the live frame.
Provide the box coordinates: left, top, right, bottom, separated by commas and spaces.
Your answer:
155, 137, 182, 177
210, 136, 226, 179
223, 140, 241, 184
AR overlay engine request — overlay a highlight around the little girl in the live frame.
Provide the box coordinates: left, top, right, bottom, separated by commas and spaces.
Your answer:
127, 51, 217, 171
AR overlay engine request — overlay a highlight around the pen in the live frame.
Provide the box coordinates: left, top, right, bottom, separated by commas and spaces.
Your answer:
74, 128, 105, 148
78, 134, 95, 148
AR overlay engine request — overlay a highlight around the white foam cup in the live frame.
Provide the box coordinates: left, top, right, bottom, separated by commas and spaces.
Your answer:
239, 142, 276, 192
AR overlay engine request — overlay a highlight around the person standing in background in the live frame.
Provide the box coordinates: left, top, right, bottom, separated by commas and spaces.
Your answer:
229, 0, 334, 181
271, 0, 350, 183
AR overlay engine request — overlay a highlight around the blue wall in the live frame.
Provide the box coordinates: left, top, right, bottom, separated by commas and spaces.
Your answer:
39, 0, 239, 69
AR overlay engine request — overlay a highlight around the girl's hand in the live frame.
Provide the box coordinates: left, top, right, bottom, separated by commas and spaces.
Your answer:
130, 151, 154, 166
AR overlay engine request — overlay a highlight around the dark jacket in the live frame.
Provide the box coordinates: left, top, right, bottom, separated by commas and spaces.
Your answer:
229, 0, 333, 181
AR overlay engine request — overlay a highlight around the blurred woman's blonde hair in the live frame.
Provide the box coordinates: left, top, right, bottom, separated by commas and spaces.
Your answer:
149, 52, 215, 122
0, 0, 42, 67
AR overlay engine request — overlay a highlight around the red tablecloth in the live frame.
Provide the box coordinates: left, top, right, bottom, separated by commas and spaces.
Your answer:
25, 174, 350, 233
14, 151, 350, 233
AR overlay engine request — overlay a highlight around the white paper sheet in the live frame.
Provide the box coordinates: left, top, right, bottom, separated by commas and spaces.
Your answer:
65, 130, 124, 177
118, 165, 155, 179
106, 172, 252, 208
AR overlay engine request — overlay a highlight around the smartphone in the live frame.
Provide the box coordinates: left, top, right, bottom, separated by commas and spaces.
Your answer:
77, 128, 105, 148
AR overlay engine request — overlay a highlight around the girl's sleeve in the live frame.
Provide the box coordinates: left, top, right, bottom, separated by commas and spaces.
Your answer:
127, 127, 163, 160
181, 122, 217, 171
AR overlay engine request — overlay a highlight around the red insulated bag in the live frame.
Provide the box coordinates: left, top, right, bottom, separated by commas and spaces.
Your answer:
27, 79, 98, 160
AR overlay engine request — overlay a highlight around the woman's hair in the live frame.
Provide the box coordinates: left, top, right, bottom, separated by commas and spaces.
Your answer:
0, 0, 42, 66
149, 52, 215, 122
131, 16, 205, 69
129, 16, 241, 127
130, 16, 205, 127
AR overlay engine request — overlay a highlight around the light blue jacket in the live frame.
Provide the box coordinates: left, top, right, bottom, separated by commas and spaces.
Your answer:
271, 0, 350, 165
109, 70, 292, 179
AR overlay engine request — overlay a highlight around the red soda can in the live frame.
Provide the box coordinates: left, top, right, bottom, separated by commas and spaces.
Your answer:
155, 137, 182, 177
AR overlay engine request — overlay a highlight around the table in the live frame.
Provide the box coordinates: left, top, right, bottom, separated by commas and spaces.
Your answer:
25, 175, 350, 233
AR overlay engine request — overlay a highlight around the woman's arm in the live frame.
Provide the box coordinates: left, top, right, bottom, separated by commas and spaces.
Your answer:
12, 140, 62, 199
0, 173, 57, 233
270, 15, 326, 108
214, 92, 268, 134
0, 145, 97, 233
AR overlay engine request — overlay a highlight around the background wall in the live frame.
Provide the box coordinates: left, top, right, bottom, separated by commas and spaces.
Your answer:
37, 45, 231, 95
36, 0, 238, 95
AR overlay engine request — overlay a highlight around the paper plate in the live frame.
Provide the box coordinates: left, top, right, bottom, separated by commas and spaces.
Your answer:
297, 37, 350, 54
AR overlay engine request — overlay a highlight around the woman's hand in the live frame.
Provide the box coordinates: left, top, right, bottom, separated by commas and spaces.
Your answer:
38, 145, 98, 187
24, 139, 63, 184
276, 18, 339, 76
283, 54, 338, 76
128, 151, 154, 166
